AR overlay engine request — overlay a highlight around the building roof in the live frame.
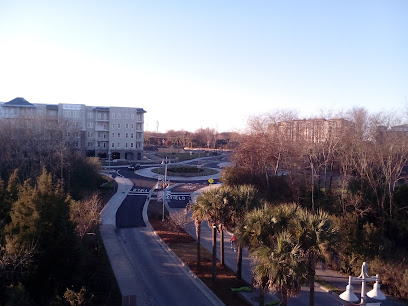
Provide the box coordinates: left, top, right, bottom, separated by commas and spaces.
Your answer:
3, 97, 35, 107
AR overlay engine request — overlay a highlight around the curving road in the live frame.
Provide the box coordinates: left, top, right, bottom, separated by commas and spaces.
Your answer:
112, 166, 223, 305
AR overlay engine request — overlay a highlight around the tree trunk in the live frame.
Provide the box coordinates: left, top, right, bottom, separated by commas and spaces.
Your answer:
236, 245, 243, 280
309, 256, 315, 306
259, 289, 265, 306
212, 224, 217, 283
195, 220, 201, 268
220, 224, 224, 266
280, 287, 288, 306
311, 163, 315, 213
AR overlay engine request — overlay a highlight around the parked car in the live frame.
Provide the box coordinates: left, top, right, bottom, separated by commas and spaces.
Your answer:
128, 163, 141, 170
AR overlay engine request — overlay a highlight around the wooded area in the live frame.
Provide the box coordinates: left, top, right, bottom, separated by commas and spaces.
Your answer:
222, 108, 408, 302
0, 118, 119, 305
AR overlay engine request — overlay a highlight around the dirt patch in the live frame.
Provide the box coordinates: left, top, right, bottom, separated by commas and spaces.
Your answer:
148, 201, 250, 305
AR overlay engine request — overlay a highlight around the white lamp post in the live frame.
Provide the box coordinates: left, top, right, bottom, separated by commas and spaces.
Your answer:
161, 157, 168, 221
339, 262, 386, 305
108, 149, 111, 169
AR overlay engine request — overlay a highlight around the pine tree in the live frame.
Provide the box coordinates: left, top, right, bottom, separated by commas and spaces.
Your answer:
3, 168, 77, 303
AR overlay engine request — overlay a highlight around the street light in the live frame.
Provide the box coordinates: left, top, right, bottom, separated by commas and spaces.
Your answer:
161, 157, 168, 221
339, 262, 386, 305
108, 149, 111, 170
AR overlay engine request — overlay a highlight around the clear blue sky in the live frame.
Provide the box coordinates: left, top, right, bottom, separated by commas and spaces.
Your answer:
1, 1, 407, 132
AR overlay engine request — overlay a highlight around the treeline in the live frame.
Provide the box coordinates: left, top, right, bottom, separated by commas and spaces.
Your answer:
144, 128, 241, 150
0, 118, 103, 199
0, 117, 119, 305
223, 108, 408, 300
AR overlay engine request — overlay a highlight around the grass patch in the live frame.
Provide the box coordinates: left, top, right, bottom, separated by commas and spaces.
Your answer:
151, 165, 218, 177
315, 276, 342, 294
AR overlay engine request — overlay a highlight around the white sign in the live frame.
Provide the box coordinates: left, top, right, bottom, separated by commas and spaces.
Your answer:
62, 104, 81, 110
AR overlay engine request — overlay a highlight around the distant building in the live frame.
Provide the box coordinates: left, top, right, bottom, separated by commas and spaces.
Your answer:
0, 97, 146, 160
271, 118, 350, 143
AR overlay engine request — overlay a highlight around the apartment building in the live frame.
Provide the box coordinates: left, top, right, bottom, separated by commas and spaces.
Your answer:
0, 97, 146, 160
273, 118, 350, 143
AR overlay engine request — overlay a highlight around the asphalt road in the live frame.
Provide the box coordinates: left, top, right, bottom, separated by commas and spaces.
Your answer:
117, 227, 221, 305
114, 167, 222, 305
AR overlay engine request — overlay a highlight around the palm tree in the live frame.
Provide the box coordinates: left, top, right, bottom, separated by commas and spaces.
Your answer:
293, 209, 338, 306
223, 184, 261, 279
251, 232, 306, 306
191, 187, 227, 282
237, 203, 302, 306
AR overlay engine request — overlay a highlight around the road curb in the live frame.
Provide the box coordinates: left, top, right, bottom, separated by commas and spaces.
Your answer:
142, 193, 225, 306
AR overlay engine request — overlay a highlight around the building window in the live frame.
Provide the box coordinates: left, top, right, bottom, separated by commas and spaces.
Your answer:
131, 123, 134, 129
112, 133, 114, 138
87, 112, 94, 119
112, 123, 115, 128
117, 142, 120, 148
131, 143, 134, 148
98, 142, 101, 147
126, 143, 128, 148
131, 114, 134, 119
137, 114, 142, 121
117, 113, 121, 119
136, 123, 142, 130
112, 113, 115, 119
98, 132, 101, 138
118, 123, 121, 128
75, 132, 79, 137
131, 133, 134, 138
125, 113, 129, 119
98, 113, 102, 119
112, 143, 114, 148
87, 122, 93, 128
126, 133, 128, 138
126, 123, 129, 129
118, 133, 120, 138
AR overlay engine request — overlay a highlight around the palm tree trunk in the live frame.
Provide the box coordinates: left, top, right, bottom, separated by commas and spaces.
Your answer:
280, 287, 288, 306
195, 219, 201, 268
259, 290, 265, 306
309, 257, 315, 306
220, 224, 224, 266
236, 245, 243, 280
212, 224, 217, 283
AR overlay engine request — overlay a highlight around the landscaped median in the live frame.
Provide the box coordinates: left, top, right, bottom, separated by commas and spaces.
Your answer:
147, 200, 251, 306
151, 165, 219, 177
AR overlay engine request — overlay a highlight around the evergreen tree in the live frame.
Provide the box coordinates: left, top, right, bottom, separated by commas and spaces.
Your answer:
3, 168, 77, 304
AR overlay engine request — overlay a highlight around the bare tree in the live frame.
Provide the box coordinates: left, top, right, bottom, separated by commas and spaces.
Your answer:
70, 193, 103, 238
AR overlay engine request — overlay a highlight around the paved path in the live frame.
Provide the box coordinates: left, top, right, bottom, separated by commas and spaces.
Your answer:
100, 176, 224, 306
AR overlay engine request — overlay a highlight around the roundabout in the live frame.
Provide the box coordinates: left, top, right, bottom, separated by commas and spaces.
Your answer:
135, 165, 221, 182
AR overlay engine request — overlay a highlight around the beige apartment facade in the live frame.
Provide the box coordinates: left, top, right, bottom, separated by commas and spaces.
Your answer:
273, 118, 350, 143
0, 97, 146, 160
